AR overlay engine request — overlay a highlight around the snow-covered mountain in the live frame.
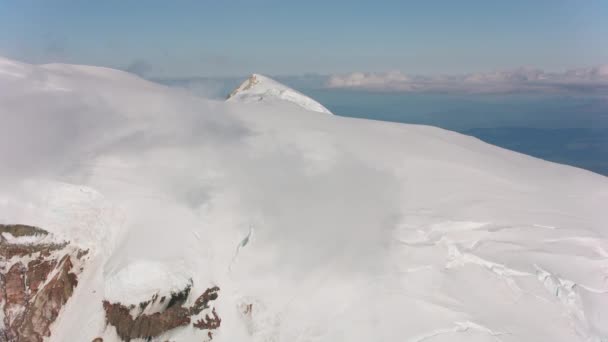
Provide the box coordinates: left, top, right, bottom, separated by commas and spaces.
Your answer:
1, 56, 608, 342
226, 73, 333, 114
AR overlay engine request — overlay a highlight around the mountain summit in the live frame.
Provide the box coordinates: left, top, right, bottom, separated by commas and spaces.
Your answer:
226, 73, 333, 114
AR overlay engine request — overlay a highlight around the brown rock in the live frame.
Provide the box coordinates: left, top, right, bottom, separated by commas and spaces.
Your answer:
77, 249, 89, 260
0, 225, 48, 238
16, 255, 79, 341
0, 273, 5, 306
103, 300, 192, 341
103, 285, 221, 342
190, 286, 219, 315
4, 263, 26, 307
193, 308, 221, 330
26, 259, 57, 293
1, 242, 68, 259
1, 224, 85, 342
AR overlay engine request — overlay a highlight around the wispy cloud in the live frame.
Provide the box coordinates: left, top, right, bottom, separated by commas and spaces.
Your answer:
327, 65, 608, 94
154, 76, 241, 99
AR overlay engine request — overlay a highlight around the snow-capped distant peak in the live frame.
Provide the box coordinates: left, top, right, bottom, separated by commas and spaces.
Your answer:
227, 73, 333, 114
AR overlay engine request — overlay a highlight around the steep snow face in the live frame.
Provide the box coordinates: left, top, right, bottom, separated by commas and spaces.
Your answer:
226, 73, 333, 114
1, 57, 608, 342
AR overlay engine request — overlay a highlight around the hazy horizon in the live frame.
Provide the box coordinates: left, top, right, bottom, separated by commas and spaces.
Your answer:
1, 1, 607, 77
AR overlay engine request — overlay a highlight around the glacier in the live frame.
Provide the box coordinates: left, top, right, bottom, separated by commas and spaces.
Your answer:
0, 56, 607, 341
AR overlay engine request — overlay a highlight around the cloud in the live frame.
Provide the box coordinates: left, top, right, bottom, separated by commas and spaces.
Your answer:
327, 65, 608, 94
327, 71, 410, 88
156, 74, 331, 100
155, 76, 242, 99
124, 59, 154, 77
0, 60, 251, 187
0, 56, 400, 278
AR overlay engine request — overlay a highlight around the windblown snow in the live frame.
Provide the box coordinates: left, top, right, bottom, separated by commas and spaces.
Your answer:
226, 73, 333, 114
1, 56, 608, 342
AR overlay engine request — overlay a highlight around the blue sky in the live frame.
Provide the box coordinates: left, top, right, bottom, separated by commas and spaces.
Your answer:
0, 0, 607, 77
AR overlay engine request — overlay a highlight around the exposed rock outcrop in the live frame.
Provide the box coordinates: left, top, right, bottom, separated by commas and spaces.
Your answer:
103, 285, 220, 341
0, 224, 87, 342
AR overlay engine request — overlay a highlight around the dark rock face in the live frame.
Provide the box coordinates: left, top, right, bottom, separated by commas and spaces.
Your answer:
0, 225, 48, 238
0, 224, 87, 342
4, 264, 27, 309
103, 286, 221, 341
193, 308, 221, 330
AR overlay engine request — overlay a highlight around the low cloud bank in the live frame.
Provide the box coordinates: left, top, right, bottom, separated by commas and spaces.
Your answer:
327, 65, 608, 94
154, 77, 241, 99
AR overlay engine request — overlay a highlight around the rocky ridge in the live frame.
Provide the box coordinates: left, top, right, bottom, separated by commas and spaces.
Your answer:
0, 224, 88, 342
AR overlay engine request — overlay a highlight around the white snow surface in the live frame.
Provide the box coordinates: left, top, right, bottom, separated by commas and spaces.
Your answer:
1, 56, 608, 341
227, 73, 333, 114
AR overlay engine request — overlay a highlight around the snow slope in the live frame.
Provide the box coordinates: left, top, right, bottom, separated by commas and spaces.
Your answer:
226, 73, 333, 114
1, 56, 608, 341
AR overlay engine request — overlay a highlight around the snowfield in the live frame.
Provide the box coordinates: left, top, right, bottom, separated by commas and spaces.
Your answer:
1, 56, 607, 341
